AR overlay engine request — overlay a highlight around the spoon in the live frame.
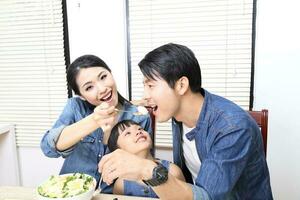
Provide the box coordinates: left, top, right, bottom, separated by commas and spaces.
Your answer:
93, 176, 102, 196
115, 106, 148, 116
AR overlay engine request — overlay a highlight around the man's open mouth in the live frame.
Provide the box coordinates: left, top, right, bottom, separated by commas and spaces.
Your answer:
147, 105, 158, 111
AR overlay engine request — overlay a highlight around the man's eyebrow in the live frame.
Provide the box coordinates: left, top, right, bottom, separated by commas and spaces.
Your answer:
143, 79, 151, 84
143, 75, 159, 84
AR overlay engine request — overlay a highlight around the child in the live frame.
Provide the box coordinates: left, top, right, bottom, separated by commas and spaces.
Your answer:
106, 119, 185, 198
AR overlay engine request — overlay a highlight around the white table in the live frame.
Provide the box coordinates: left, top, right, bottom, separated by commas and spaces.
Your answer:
0, 124, 20, 186
0, 186, 159, 200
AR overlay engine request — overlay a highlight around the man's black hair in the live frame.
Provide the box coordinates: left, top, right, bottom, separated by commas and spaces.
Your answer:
138, 43, 202, 93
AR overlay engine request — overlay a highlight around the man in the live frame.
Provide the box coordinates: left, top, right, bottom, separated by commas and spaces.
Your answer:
99, 43, 273, 200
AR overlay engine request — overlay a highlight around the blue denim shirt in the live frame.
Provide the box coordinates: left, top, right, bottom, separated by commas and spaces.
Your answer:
123, 159, 170, 198
172, 90, 273, 200
40, 97, 152, 191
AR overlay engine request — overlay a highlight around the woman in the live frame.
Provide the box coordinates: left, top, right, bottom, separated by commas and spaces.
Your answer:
40, 55, 152, 192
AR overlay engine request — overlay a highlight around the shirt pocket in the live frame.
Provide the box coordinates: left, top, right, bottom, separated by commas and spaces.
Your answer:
81, 135, 95, 143
79, 135, 97, 156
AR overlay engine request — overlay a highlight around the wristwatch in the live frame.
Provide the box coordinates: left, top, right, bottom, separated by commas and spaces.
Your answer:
142, 162, 168, 187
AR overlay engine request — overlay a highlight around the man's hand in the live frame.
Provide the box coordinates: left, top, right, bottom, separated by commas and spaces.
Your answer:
98, 149, 156, 185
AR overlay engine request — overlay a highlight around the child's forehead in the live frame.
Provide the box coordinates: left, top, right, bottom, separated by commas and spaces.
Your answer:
118, 123, 140, 133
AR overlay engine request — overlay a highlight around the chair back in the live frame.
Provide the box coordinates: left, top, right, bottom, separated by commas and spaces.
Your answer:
247, 109, 268, 156
145, 106, 269, 157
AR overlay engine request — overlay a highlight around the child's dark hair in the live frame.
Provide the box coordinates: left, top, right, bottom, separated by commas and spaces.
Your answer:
67, 54, 127, 104
138, 43, 202, 93
108, 120, 140, 152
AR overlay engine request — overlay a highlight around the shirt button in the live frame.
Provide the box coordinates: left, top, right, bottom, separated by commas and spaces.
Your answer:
98, 154, 102, 157
99, 140, 101, 143
143, 188, 149, 194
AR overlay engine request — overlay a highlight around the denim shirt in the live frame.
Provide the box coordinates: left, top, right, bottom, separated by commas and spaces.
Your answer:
40, 97, 152, 191
172, 90, 273, 200
123, 159, 170, 198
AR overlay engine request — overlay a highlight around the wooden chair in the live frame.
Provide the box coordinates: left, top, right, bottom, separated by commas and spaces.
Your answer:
247, 109, 268, 156
145, 105, 268, 157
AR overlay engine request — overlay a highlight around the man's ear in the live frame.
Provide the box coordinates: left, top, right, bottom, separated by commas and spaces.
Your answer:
175, 76, 189, 95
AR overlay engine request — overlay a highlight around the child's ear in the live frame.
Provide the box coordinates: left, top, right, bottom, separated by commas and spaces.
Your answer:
176, 76, 189, 95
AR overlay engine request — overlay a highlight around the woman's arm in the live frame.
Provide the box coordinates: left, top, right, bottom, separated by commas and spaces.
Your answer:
41, 98, 82, 157
56, 102, 118, 150
55, 113, 99, 151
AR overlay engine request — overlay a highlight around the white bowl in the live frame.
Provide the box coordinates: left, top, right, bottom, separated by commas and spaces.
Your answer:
36, 173, 96, 200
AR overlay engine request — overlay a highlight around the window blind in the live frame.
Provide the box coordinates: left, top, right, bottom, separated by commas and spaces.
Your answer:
0, 0, 68, 147
128, 0, 254, 147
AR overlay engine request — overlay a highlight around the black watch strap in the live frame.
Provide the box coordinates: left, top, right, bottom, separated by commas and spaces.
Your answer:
142, 162, 168, 187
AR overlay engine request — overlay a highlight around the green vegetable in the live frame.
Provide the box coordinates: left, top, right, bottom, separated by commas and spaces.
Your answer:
38, 173, 94, 198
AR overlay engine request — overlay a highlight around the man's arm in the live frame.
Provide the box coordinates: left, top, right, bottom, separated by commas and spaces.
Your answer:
147, 163, 211, 200
150, 173, 193, 200
99, 149, 197, 200
168, 163, 186, 182
112, 178, 124, 195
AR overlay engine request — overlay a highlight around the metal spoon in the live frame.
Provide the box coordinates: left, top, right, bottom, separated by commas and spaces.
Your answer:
93, 176, 102, 196
115, 106, 148, 116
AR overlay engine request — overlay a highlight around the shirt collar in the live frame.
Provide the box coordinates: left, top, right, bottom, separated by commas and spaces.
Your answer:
184, 89, 211, 141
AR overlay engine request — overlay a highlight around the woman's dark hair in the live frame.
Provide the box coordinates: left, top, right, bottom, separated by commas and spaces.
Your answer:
107, 120, 140, 152
138, 43, 202, 93
67, 54, 127, 105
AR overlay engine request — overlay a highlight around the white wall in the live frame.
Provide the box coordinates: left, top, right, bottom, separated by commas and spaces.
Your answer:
67, 0, 129, 97
17, 0, 128, 187
254, 0, 300, 199
17, 147, 64, 187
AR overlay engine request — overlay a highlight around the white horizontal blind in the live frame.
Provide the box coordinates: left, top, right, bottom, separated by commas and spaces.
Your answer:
0, 0, 68, 147
128, 0, 253, 147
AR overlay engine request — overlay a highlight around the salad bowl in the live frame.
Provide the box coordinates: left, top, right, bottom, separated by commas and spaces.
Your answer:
37, 173, 96, 200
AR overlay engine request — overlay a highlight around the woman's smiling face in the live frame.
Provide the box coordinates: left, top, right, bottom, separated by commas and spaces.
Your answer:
76, 66, 118, 107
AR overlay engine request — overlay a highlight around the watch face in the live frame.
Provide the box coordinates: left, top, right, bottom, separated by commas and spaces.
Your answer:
156, 165, 168, 181
153, 163, 168, 183
142, 162, 168, 187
